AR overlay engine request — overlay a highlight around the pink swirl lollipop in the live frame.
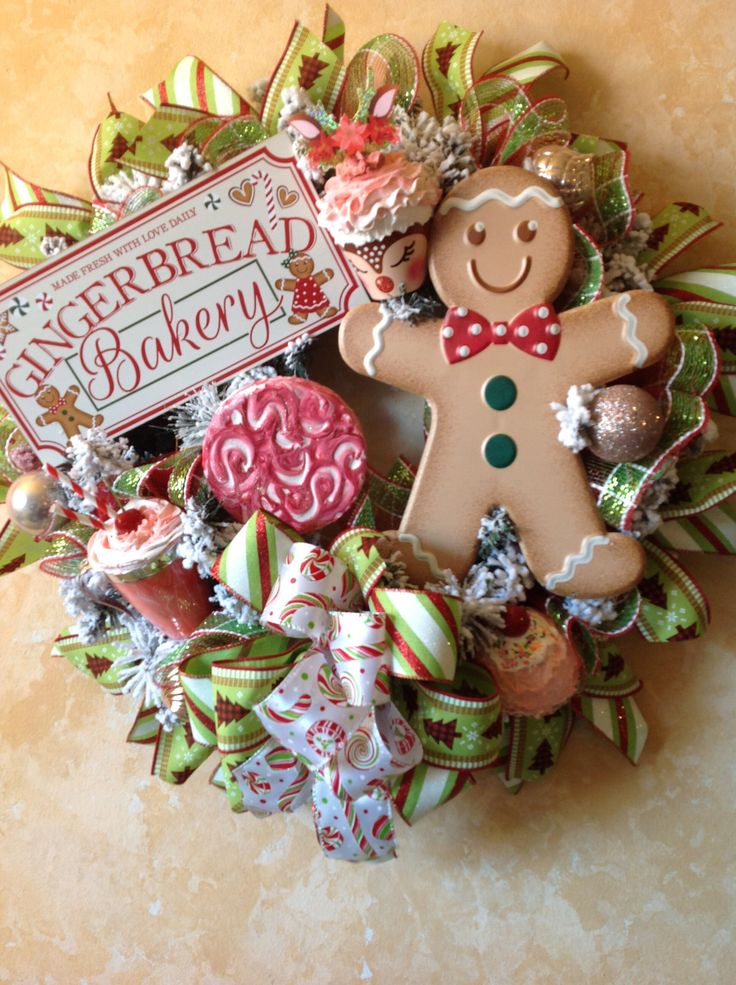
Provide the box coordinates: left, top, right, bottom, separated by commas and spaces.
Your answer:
202, 377, 367, 531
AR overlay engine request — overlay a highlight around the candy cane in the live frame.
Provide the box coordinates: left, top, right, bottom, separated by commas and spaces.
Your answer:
44, 463, 88, 503
51, 502, 105, 530
44, 462, 119, 521
254, 169, 277, 231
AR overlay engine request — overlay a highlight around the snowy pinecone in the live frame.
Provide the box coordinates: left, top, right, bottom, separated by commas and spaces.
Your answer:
394, 106, 476, 191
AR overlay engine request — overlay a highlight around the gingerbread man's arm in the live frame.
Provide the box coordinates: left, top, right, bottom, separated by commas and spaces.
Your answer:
36, 411, 54, 427
314, 268, 334, 286
557, 291, 675, 387
339, 303, 444, 393
274, 277, 297, 292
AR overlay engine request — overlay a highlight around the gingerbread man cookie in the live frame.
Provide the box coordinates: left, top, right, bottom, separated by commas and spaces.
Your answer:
35, 384, 99, 439
275, 251, 336, 325
339, 166, 675, 597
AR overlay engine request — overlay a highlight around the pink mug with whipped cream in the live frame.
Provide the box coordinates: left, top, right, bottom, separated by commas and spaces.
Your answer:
87, 498, 213, 640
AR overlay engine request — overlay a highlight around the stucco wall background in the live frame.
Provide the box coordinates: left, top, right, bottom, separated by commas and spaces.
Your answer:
1, 2, 735, 983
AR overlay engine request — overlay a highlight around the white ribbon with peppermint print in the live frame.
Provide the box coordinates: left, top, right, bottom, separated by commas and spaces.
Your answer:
232, 541, 422, 861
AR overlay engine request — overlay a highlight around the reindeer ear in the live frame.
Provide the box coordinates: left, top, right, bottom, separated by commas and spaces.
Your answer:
287, 112, 326, 142
369, 86, 398, 121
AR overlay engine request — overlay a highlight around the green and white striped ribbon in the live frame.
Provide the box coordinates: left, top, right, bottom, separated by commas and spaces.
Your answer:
654, 498, 736, 554
390, 762, 475, 824
141, 55, 252, 116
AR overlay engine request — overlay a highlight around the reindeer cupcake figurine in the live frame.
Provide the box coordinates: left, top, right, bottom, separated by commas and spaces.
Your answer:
288, 87, 440, 300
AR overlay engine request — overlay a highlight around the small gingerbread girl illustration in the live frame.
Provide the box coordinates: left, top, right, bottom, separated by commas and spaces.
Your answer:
339, 166, 675, 598
275, 250, 337, 325
0, 310, 18, 361
35, 384, 100, 440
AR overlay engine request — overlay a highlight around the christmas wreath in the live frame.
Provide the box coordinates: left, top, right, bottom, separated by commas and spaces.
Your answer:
0, 11, 734, 862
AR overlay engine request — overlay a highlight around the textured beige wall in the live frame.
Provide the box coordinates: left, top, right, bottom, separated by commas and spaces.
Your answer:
1, 2, 736, 983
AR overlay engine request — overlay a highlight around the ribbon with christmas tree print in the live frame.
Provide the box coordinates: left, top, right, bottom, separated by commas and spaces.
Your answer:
0, 166, 93, 269
570, 640, 647, 764
260, 7, 419, 134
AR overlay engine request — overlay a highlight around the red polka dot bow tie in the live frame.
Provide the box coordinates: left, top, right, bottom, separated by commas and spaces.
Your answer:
440, 303, 562, 364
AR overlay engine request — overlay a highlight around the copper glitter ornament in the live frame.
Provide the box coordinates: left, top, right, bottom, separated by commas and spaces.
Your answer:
6, 470, 61, 535
588, 385, 666, 463
530, 145, 595, 213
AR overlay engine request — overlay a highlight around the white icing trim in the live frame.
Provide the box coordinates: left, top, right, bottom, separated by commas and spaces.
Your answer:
363, 305, 394, 377
544, 535, 611, 591
614, 292, 648, 369
438, 186, 564, 215
398, 533, 452, 579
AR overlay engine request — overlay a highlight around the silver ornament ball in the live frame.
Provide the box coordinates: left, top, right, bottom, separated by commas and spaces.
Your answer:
588, 385, 666, 463
6, 470, 60, 535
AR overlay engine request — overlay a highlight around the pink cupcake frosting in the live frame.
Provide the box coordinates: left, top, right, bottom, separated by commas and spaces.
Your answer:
318, 151, 441, 246
87, 499, 183, 577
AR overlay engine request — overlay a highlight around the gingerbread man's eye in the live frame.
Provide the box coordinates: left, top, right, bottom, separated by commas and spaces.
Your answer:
515, 219, 538, 243
466, 221, 486, 246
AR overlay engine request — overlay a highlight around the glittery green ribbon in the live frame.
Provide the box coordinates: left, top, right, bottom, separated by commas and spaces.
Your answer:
112, 448, 208, 508
655, 265, 736, 417
569, 135, 633, 247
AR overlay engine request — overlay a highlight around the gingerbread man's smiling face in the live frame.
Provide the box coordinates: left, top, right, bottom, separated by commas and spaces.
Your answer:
429, 166, 574, 322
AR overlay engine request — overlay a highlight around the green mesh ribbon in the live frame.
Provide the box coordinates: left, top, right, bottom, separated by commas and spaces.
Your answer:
113, 448, 208, 508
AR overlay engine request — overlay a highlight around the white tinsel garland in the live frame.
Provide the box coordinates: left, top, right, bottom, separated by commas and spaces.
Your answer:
40, 235, 69, 258
277, 86, 326, 187
58, 569, 120, 644
171, 365, 277, 448
98, 167, 161, 204
112, 614, 181, 708
550, 383, 598, 453
282, 332, 313, 377
602, 213, 654, 295
211, 582, 261, 625
177, 498, 241, 578
562, 595, 619, 627
629, 460, 680, 538
66, 427, 137, 508
161, 143, 212, 193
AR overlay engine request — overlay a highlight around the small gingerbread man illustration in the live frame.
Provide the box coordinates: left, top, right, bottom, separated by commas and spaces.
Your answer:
339, 166, 675, 597
275, 250, 337, 325
35, 384, 100, 440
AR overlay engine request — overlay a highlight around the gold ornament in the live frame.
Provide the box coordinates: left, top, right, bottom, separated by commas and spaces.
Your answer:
6, 470, 61, 535
530, 145, 595, 213
588, 385, 666, 463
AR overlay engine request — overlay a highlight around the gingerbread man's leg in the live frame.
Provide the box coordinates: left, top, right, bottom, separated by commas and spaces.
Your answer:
395, 425, 500, 584
505, 450, 645, 598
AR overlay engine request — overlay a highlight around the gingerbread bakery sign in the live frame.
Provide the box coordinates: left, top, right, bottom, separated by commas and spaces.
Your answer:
0, 132, 366, 462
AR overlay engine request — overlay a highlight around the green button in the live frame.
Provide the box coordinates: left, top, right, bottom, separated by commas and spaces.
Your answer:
483, 434, 517, 468
483, 375, 517, 411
